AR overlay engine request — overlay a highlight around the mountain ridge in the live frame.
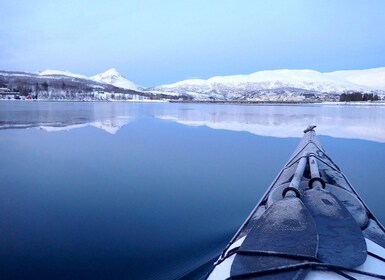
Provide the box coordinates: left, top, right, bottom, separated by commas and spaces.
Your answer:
149, 67, 385, 101
0, 69, 156, 101
2, 67, 385, 102
37, 68, 141, 91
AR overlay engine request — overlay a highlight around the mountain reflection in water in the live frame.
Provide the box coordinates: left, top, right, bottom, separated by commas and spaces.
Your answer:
1, 101, 385, 142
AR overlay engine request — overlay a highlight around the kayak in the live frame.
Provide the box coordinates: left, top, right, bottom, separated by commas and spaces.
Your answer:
206, 126, 385, 279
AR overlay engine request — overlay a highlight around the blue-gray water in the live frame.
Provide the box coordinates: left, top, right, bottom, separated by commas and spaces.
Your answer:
1, 101, 385, 279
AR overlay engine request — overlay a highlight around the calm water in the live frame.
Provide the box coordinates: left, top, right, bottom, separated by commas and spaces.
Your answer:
1, 101, 385, 279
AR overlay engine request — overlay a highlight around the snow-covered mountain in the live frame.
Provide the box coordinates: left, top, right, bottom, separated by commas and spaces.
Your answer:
0, 68, 151, 101
39, 69, 88, 79
90, 68, 142, 91
326, 67, 385, 90
38, 68, 142, 91
150, 68, 385, 101
3, 67, 385, 102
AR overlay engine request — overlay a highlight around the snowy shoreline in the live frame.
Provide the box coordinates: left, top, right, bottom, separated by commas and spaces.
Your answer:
169, 100, 385, 106
0, 98, 168, 103
1, 99, 385, 106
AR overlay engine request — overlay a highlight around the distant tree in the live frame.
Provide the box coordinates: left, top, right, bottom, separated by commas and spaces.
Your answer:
340, 92, 365, 102
42, 81, 49, 91
16, 85, 29, 96
62, 82, 66, 91
0, 77, 6, 88
374, 94, 379, 101
363, 93, 375, 101
352, 92, 363, 101
34, 82, 39, 99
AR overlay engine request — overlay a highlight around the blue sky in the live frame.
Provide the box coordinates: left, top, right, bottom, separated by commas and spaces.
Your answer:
1, 0, 385, 87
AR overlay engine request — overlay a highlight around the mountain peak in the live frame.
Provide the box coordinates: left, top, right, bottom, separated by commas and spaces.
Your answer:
100, 68, 120, 76
90, 69, 142, 91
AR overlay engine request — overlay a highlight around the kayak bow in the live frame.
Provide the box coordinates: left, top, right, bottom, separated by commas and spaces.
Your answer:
206, 126, 385, 280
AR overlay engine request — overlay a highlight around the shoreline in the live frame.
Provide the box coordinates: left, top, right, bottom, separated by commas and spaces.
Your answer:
1, 99, 385, 106
168, 100, 385, 106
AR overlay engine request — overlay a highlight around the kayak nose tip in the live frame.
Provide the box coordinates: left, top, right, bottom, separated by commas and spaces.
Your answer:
304, 125, 317, 133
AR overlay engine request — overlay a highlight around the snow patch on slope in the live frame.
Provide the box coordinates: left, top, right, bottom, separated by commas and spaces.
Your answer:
39, 70, 88, 79
326, 67, 385, 90
90, 68, 142, 91
38, 68, 142, 91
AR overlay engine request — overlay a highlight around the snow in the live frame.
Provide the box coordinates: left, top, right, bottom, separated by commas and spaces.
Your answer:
39, 69, 88, 79
206, 255, 234, 280
326, 67, 385, 90
36, 68, 142, 91
152, 67, 385, 100
343, 238, 385, 279
207, 238, 385, 280
7, 67, 385, 101
366, 238, 385, 257
223, 237, 246, 257
306, 271, 348, 279
145, 90, 181, 97
4, 67, 385, 101
90, 68, 142, 91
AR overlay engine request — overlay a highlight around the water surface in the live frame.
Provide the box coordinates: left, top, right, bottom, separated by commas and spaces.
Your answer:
0, 101, 384, 279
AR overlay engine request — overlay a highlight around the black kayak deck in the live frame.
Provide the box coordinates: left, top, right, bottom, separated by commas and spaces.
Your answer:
206, 126, 385, 280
